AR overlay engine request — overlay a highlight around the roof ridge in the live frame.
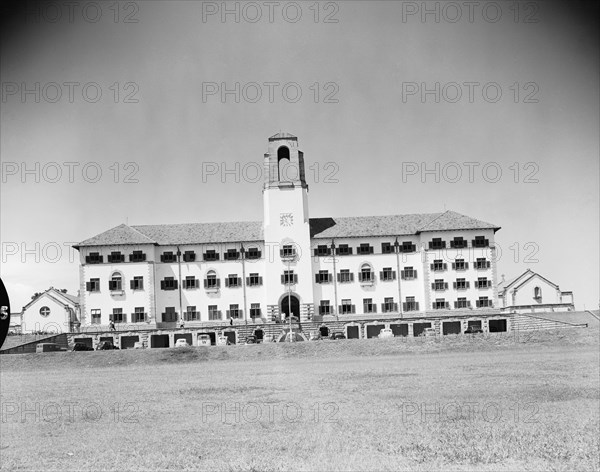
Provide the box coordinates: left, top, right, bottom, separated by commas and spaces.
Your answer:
416, 211, 448, 231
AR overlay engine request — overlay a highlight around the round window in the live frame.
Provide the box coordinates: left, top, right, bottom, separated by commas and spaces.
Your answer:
39, 306, 51, 317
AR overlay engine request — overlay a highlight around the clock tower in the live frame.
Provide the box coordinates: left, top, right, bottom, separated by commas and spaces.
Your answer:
263, 133, 314, 321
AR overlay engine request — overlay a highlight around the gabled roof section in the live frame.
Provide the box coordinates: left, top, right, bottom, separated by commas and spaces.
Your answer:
131, 221, 264, 245
269, 132, 297, 141
74, 224, 157, 248
513, 272, 560, 292
22, 288, 79, 311
416, 211, 500, 233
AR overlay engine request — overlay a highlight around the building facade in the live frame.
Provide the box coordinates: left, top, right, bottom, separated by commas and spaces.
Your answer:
21, 287, 80, 333
74, 133, 501, 331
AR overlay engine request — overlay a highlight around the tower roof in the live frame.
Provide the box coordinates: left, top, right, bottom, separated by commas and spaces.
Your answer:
269, 132, 297, 141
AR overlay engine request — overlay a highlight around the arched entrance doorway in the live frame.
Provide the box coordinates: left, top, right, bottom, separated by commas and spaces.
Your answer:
280, 294, 300, 320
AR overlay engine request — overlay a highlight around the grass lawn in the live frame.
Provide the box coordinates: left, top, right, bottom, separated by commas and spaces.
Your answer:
1, 329, 598, 471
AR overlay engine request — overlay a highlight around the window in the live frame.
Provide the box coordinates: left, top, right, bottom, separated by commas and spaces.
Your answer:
336, 244, 352, 256
108, 251, 124, 263
476, 258, 491, 270
184, 306, 200, 321
224, 249, 240, 261
357, 243, 373, 255
129, 250, 146, 262
450, 237, 467, 249
130, 276, 144, 290
109, 274, 123, 291
183, 251, 196, 262
250, 303, 261, 318
358, 264, 374, 283
433, 299, 449, 310
314, 245, 331, 256
280, 245, 296, 259
112, 308, 125, 323
363, 298, 376, 313
429, 238, 446, 250
227, 304, 241, 319
225, 274, 241, 288
401, 267, 417, 280
403, 297, 419, 312
432, 279, 448, 291
337, 270, 354, 283
86, 278, 100, 292
534, 286, 542, 300
381, 242, 393, 254
382, 297, 397, 313
85, 252, 103, 264
161, 277, 178, 291
476, 297, 493, 308
39, 306, 50, 317
453, 259, 468, 270
399, 241, 416, 253
247, 273, 263, 286
380, 267, 396, 281
184, 276, 199, 289
208, 305, 221, 320
203, 250, 219, 262
246, 247, 261, 259
204, 271, 220, 289
132, 307, 146, 323
162, 307, 177, 322
281, 270, 297, 285
431, 260, 447, 272
315, 270, 332, 284
91, 309, 101, 324
319, 300, 331, 315
472, 236, 490, 248
455, 298, 469, 309
454, 278, 469, 290
161, 251, 176, 263
339, 299, 355, 314
476, 277, 491, 289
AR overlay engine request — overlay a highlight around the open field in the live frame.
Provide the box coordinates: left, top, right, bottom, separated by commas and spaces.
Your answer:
1, 329, 598, 471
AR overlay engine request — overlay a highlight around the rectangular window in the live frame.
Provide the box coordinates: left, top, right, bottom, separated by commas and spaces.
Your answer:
183, 251, 196, 262
319, 300, 331, 315
455, 298, 469, 309
472, 236, 490, 248
250, 303, 261, 318
476, 258, 491, 270
336, 244, 352, 256
225, 274, 241, 288
247, 273, 262, 286
337, 270, 354, 283
357, 243, 373, 255
108, 275, 122, 291
184, 276, 199, 289
204, 273, 220, 289
163, 307, 177, 322
403, 297, 419, 312
280, 245, 296, 258
363, 298, 376, 313
399, 241, 417, 253
358, 267, 374, 283
429, 238, 446, 250
130, 276, 144, 290
314, 245, 331, 256
453, 259, 468, 271
476, 277, 491, 289
316, 270, 332, 284
184, 306, 200, 321
203, 250, 219, 261
382, 297, 397, 313
129, 250, 146, 262
86, 278, 100, 292
433, 299, 449, 310
227, 304, 241, 319
401, 267, 417, 280
132, 307, 146, 323
477, 297, 492, 308
281, 271, 297, 285
161, 251, 176, 263
454, 278, 469, 290
208, 305, 221, 320
451, 237, 467, 249
381, 242, 393, 254
91, 309, 101, 324
246, 247, 261, 259
86, 252, 103, 264
224, 249, 240, 261
108, 251, 124, 263
431, 259, 447, 272
112, 308, 125, 323
380, 267, 396, 281
432, 279, 448, 291
161, 277, 178, 291
339, 299, 355, 314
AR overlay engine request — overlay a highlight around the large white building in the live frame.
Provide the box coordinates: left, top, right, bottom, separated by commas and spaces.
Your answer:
74, 133, 502, 341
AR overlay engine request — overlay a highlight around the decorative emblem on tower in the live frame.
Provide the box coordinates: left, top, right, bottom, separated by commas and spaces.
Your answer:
280, 213, 294, 227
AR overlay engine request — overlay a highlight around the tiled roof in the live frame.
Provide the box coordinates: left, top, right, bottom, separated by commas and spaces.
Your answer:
269, 132, 297, 141
75, 211, 498, 247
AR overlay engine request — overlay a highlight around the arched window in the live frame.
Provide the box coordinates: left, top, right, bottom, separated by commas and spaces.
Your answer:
277, 146, 291, 181
359, 263, 374, 283
109, 272, 123, 291
534, 286, 542, 300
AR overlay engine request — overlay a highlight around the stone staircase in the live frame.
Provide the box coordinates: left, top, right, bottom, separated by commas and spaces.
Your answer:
512, 313, 588, 332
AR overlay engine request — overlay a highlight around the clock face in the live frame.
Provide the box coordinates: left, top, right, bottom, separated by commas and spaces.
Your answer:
280, 213, 293, 227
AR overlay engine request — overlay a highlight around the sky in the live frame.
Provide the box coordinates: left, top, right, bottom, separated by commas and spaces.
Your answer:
1, 0, 598, 312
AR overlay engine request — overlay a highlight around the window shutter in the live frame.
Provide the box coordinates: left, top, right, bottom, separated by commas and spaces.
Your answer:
85, 256, 90, 263
358, 273, 363, 282
445, 282, 448, 290
430, 263, 434, 270
350, 273, 354, 282
225, 279, 229, 287
443, 263, 447, 270
109, 314, 113, 321
293, 274, 298, 284
402, 302, 407, 311
392, 271, 396, 280
128, 254, 133, 262
279, 249, 284, 258
432, 303, 436, 310
349, 248, 353, 255
351, 305, 355, 314
174, 280, 178, 289
414, 270, 417, 278
328, 273, 332, 283
380, 271, 384, 280
446, 302, 450, 309
259, 276, 263, 285
338, 305, 342, 314
216, 279, 221, 288
315, 274, 319, 283
454, 301, 458, 308
487, 261, 491, 268
160, 255, 165, 262
203, 279, 208, 289
453, 282, 457, 289
247, 277, 251, 285
452, 263, 456, 270
130, 280, 135, 289
314, 249, 318, 257
160, 280, 165, 290
369, 247, 374, 254
281, 275, 285, 284
335, 248, 340, 255
337, 273, 341, 282
400, 270, 405, 279
238, 277, 242, 286
86, 282, 91, 291
431, 283, 435, 290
